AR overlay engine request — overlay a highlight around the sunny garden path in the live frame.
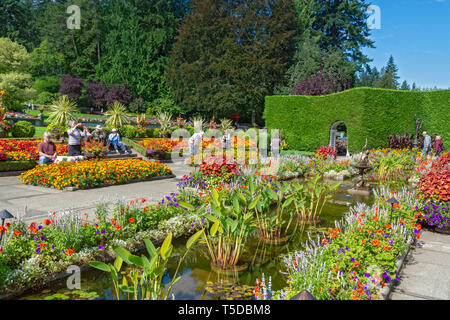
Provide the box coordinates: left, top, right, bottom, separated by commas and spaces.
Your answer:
390, 231, 450, 300
0, 160, 191, 224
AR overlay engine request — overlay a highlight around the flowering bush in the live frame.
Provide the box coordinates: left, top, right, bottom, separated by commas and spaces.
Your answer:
418, 152, 450, 202
261, 188, 422, 300
82, 141, 106, 159
0, 139, 68, 161
316, 146, 337, 160
19, 159, 173, 189
0, 194, 206, 293
420, 201, 449, 230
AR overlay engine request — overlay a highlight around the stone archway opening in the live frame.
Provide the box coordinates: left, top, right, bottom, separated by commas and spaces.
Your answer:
329, 121, 349, 156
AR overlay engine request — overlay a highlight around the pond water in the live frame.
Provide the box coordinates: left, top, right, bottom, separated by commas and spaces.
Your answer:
18, 179, 409, 300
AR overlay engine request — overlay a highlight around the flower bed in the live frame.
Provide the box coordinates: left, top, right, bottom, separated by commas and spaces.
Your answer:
0, 195, 205, 295
417, 152, 449, 231
137, 138, 179, 160
0, 139, 68, 161
19, 159, 173, 190
257, 188, 421, 300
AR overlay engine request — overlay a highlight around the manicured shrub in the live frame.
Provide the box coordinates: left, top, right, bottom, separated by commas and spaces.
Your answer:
122, 125, 137, 139
11, 121, 35, 138
59, 75, 83, 100
265, 88, 450, 152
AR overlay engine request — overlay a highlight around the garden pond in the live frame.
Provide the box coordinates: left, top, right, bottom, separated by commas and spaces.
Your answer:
17, 179, 411, 300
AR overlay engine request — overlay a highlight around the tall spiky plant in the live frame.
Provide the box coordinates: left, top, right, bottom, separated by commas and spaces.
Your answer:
105, 101, 129, 128
156, 111, 172, 137
192, 116, 204, 132
47, 95, 78, 126
220, 118, 233, 131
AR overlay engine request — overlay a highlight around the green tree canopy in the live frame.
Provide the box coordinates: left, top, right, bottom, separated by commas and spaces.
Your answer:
168, 0, 297, 122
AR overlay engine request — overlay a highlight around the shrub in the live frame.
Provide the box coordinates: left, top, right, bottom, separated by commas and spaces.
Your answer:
33, 77, 60, 94
152, 128, 161, 138
0, 160, 36, 172
11, 121, 35, 138
418, 153, 450, 202
122, 125, 137, 139
59, 75, 83, 100
36, 91, 59, 105
265, 88, 450, 152
316, 146, 337, 160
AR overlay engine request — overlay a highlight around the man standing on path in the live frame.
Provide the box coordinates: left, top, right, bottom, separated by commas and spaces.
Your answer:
422, 131, 432, 155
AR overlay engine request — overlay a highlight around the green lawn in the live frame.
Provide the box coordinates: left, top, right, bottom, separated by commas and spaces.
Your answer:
25, 110, 106, 121
34, 126, 47, 138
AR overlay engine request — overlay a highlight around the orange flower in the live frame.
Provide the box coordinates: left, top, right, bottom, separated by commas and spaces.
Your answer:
384, 224, 391, 229
65, 248, 75, 256
43, 219, 51, 226
0, 226, 7, 232
128, 218, 135, 223
293, 260, 297, 266
13, 230, 21, 236
116, 224, 122, 231
372, 240, 381, 247
141, 198, 146, 203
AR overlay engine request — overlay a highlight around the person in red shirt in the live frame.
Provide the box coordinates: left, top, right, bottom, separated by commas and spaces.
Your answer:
434, 136, 444, 156
38, 132, 57, 165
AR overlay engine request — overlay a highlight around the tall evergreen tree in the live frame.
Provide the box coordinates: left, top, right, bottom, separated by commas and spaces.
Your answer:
354, 64, 380, 87
96, 0, 182, 102
374, 55, 400, 89
311, 0, 374, 65
278, 37, 356, 94
400, 80, 410, 91
168, 0, 297, 121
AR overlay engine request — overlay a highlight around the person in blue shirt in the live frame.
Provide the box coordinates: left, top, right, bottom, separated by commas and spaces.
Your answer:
422, 131, 432, 155
108, 128, 129, 154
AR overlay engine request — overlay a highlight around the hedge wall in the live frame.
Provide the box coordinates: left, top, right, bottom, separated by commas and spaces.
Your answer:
264, 87, 450, 153
0, 160, 37, 172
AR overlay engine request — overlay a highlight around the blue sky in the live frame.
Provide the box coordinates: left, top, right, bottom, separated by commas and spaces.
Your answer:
363, 0, 450, 89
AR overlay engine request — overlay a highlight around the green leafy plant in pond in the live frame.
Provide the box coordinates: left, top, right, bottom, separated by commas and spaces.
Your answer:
255, 180, 303, 241
181, 188, 255, 270
45, 290, 100, 300
89, 231, 203, 300
302, 176, 341, 221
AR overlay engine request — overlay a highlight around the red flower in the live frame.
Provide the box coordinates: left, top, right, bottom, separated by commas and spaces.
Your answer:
43, 219, 51, 226
13, 230, 21, 236
128, 218, 135, 223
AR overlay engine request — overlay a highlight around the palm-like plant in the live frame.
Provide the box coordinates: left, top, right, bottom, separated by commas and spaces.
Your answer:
156, 111, 172, 137
105, 101, 129, 128
191, 116, 204, 132
47, 95, 78, 126
220, 118, 234, 131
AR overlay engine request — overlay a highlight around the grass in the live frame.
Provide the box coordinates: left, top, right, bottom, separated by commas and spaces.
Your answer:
25, 110, 106, 121
34, 126, 47, 138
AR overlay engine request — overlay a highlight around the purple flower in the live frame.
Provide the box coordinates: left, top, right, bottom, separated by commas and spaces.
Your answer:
98, 245, 104, 250
36, 248, 41, 254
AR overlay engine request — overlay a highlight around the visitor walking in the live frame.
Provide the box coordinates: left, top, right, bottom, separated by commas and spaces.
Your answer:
38, 132, 57, 165
434, 136, 444, 156
67, 120, 90, 156
108, 128, 130, 154
422, 131, 432, 155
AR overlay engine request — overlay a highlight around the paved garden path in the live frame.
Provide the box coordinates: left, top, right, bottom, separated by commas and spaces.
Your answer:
390, 231, 450, 300
0, 161, 191, 224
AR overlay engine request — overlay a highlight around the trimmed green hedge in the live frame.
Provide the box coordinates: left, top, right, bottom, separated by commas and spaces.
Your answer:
0, 160, 37, 172
264, 88, 450, 153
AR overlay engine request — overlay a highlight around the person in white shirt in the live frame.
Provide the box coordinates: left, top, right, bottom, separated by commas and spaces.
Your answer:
189, 131, 203, 156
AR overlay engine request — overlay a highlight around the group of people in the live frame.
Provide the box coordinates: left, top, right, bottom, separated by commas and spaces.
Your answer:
422, 131, 444, 156
38, 121, 130, 165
